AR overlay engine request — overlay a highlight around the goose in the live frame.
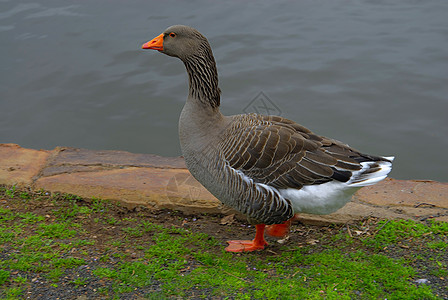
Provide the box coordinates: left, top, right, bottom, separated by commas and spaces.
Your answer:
142, 25, 394, 252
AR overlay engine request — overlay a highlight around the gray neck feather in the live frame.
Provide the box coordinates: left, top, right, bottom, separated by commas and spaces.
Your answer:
183, 45, 221, 109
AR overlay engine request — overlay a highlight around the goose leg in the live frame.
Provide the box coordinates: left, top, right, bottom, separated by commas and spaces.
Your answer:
225, 224, 268, 252
265, 217, 294, 237
265, 214, 299, 237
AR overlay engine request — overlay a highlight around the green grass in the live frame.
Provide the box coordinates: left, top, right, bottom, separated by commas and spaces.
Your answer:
89, 222, 443, 299
71, 277, 88, 286
0, 270, 10, 285
427, 240, 447, 250
0, 185, 447, 299
364, 219, 448, 249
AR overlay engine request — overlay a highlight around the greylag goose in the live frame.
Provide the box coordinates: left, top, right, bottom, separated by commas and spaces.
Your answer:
142, 25, 394, 252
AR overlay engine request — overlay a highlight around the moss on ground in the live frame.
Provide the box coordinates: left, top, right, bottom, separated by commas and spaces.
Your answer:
0, 185, 447, 299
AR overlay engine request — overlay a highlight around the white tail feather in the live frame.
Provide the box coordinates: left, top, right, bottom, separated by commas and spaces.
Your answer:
280, 156, 394, 215
347, 159, 393, 187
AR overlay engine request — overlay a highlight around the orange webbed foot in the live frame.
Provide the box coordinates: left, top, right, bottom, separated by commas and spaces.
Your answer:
225, 239, 267, 252
225, 224, 268, 253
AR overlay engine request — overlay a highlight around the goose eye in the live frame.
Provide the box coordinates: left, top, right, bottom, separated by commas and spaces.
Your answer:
169, 32, 176, 38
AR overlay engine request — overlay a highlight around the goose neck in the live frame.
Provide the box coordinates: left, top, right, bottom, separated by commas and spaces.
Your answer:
183, 52, 221, 110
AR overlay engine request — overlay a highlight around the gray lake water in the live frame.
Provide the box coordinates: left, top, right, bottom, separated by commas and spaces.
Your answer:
1, 0, 447, 181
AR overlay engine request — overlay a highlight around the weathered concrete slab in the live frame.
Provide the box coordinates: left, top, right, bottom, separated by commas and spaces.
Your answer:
35, 167, 225, 213
0, 144, 51, 186
297, 202, 413, 226
1, 143, 447, 224
355, 178, 448, 209
41, 147, 186, 177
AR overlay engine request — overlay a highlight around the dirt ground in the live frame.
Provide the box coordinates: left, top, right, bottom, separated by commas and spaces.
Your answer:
1, 187, 447, 299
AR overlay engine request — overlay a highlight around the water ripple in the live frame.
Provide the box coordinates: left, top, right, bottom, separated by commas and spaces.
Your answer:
25, 5, 86, 18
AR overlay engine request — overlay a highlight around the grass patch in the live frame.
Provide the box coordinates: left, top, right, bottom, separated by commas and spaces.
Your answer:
364, 219, 448, 249
0, 270, 10, 285
0, 184, 447, 299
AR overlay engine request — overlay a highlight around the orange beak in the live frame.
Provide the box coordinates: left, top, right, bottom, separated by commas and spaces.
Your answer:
142, 33, 164, 50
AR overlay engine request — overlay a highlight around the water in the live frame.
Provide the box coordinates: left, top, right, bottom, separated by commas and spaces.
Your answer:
1, 0, 447, 181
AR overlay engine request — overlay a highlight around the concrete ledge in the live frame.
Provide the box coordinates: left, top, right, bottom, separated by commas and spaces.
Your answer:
1, 143, 447, 224
0, 144, 51, 186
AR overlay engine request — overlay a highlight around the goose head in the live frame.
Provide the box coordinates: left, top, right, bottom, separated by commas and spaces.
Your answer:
142, 25, 221, 108
142, 25, 209, 61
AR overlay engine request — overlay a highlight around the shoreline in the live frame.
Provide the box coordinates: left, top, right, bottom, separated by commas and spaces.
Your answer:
1, 143, 447, 224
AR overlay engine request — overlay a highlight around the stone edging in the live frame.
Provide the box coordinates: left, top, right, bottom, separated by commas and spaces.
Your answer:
1, 143, 447, 224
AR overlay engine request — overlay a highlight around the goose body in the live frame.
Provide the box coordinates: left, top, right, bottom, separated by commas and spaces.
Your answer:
142, 25, 393, 252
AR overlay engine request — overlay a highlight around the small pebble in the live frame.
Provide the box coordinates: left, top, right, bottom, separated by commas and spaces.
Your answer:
415, 278, 429, 284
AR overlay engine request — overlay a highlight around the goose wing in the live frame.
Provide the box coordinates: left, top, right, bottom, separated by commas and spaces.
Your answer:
220, 114, 379, 189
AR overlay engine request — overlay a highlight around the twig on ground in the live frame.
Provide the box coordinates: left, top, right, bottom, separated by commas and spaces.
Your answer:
346, 224, 353, 238
374, 220, 390, 236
